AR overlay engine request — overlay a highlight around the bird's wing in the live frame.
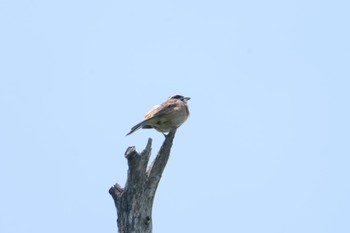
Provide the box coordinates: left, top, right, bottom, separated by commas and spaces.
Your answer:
144, 102, 178, 121
144, 104, 161, 119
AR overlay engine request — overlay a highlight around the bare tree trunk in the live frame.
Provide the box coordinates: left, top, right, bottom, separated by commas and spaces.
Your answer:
109, 128, 177, 233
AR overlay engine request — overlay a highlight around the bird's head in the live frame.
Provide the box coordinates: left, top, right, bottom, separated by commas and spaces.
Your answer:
170, 95, 191, 103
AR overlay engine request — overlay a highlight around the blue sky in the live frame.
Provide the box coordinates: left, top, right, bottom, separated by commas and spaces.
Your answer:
1, 1, 349, 232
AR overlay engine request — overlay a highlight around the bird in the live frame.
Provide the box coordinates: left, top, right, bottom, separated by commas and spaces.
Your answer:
126, 95, 190, 136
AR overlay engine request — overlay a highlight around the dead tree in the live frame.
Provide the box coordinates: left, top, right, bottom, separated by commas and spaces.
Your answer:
109, 128, 177, 233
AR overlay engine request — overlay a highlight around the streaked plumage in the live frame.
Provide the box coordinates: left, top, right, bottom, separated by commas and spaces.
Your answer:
126, 95, 190, 136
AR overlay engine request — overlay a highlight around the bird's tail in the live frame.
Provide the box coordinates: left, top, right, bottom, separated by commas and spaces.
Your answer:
126, 121, 145, 136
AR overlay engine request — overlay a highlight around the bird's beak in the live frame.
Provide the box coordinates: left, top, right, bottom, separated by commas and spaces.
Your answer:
184, 97, 191, 101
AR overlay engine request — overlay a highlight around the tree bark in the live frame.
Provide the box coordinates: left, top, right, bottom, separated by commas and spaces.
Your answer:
109, 128, 177, 233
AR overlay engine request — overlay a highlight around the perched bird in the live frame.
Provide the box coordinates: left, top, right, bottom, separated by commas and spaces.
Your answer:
126, 95, 191, 136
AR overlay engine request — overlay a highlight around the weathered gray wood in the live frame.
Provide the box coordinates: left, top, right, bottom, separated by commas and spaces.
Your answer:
109, 128, 177, 233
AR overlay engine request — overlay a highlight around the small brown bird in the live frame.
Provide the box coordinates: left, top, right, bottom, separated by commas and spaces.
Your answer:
126, 95, 191, 136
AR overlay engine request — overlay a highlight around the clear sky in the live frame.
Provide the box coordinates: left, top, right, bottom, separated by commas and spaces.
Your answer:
1, 1, 349, 233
